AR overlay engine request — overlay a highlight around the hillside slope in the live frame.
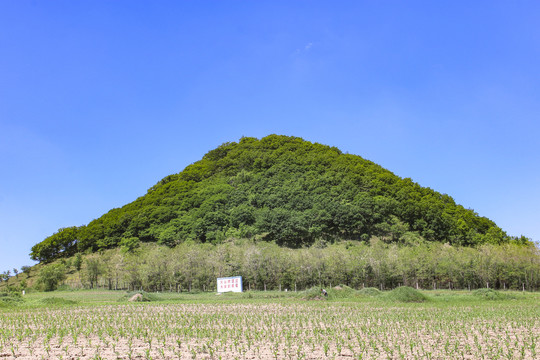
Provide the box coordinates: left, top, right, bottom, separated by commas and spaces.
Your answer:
31, 135, 515, 262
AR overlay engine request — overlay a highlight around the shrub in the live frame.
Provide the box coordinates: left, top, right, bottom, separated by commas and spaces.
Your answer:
118, 291, 159, 302
39, 297, 77, 306
385, 286, 428, 303
299, 287, 327, 300
37, 263, 67, 291
473, 288, 507, 300
0, 292, 23, 306
357, 287, 382, 297
328, 285, 357, 299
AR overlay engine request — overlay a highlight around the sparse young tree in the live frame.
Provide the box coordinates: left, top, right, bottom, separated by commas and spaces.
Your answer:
82, 255, 105, 289
73, 253, 83, 271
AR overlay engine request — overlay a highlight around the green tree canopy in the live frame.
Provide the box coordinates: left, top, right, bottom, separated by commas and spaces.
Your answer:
31, 135, 521, 263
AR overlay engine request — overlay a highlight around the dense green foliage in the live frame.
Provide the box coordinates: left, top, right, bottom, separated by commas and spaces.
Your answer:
36, 263, 66, 291
30, 135, 529, 262
0, 291, 23, 306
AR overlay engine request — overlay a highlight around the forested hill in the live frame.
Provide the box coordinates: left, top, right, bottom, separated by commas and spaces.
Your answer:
31, 135, 523, 263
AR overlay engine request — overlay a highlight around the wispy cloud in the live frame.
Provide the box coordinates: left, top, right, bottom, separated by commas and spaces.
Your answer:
293, 42, 314, 56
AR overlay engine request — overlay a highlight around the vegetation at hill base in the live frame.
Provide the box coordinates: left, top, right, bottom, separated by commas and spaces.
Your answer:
6, 239, 539, 294
29, 135, 531, 264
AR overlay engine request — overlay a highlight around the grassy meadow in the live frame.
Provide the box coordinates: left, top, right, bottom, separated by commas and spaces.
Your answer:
0, 288, 539, 359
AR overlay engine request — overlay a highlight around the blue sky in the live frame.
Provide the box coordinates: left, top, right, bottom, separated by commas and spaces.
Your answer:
1, 1, 539, 272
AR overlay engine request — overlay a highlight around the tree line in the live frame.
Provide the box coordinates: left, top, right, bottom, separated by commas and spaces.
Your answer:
0, 266, 30, 283
38, 239, 540, 293
30, 135, 529, 264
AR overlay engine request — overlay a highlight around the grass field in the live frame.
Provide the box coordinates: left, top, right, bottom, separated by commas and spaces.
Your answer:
1, 288, 539, 359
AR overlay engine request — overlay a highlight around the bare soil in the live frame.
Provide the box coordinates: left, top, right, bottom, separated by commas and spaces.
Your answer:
0, 302, 538, 359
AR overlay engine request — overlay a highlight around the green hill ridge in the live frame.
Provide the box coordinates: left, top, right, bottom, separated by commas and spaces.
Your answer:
31, 135, 522, 263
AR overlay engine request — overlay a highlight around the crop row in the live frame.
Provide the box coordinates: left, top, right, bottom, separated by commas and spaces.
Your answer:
0, 301, 538, 359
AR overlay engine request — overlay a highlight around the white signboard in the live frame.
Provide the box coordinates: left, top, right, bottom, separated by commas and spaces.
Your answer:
217, 276, 243, 293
